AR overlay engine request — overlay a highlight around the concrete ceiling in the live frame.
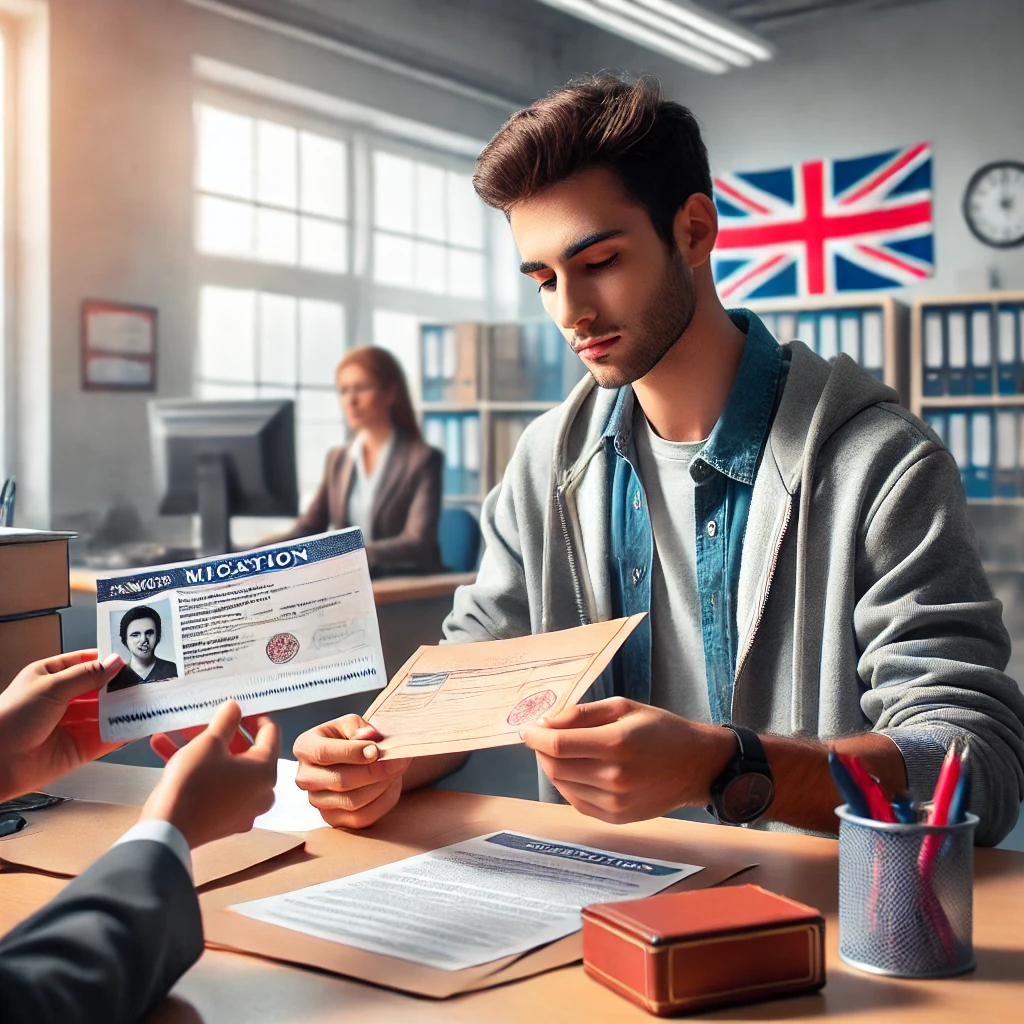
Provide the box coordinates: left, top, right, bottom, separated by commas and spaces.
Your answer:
213, 0, 947, 41
709, 0, 943, 32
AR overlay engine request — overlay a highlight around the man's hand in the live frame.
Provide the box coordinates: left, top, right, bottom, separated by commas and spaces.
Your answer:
292, 715, 411, 830
521, 697, 734, 824
140, 701, 279, 849
0, 650, 126, 801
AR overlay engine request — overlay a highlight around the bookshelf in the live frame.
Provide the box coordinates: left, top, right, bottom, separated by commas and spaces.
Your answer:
418, 321, 586, 505
908, 291, 1024, 507
746, 294, 909, 405
907, 291, 1024, 571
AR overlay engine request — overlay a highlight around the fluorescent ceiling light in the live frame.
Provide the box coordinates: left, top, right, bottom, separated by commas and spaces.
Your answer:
536, 0, 773, 73
536, 0, 729, 72
593, 0, 752, 66
635, 0, 774, 61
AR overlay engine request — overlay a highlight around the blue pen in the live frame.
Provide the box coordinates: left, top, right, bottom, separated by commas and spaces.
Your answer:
829, 751, 870, 819
891, 793, 916, 824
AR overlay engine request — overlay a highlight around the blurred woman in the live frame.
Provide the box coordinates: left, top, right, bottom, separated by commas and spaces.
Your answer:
280, 346, 443, 575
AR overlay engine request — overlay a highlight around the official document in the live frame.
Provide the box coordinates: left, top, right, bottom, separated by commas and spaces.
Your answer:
363, 614, 645, 759
231, 830, 702, 971
95, 530, 386, 742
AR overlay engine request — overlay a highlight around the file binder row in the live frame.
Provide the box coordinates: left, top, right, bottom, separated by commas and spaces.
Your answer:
487, 321, 585, 403
757, 307, 886, 381
923, 407, 1024, 500
423, 412, 481, 497
421, 322, 585, 404
921, 303, 1024, 397
420, 324, 479, 403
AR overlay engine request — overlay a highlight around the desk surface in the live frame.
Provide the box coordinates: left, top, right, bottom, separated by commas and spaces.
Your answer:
4, 763, 1023, 1023
68, 568, 476, 606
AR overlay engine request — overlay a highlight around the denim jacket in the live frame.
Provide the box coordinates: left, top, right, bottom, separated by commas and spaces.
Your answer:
608, 311, 785, 723
445, 316, 1024, 844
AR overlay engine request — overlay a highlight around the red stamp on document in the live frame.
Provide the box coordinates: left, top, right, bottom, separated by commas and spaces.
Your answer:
507, 689, 557, 727
266, 633, 300, 664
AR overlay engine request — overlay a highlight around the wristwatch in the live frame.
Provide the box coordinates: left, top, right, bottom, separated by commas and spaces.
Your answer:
706, 725, 774, 826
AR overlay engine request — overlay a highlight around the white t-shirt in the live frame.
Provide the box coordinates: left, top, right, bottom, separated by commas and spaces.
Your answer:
346, 431, 395, 541
632, 409, 711, 723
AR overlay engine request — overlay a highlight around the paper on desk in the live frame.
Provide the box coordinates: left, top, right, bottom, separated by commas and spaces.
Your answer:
94, 530, 386, 742
364, 614, 645, 759
0, 800, 303, 887
253, 759, 328, 833
231, 829, 700, 971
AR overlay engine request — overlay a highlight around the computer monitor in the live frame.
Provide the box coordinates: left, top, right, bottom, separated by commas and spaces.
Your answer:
149, 399, 299, 556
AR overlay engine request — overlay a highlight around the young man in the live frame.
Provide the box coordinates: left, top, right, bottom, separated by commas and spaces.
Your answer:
294, 74, 1024, 845
0, 651, 279, 1023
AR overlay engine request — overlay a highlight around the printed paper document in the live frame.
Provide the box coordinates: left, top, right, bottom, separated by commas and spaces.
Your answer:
231, 830, 702, 971
363, 614, 645, 759
96, 530, 385, 742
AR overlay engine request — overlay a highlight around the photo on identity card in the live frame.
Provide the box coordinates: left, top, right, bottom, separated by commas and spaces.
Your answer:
95, 529, 386, 742
107, 597, 180, 691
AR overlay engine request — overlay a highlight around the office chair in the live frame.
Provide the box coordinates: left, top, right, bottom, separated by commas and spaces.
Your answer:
439, 507, 481, 572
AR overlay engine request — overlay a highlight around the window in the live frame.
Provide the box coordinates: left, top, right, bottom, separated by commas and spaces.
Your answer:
195, 105, 349, 273
372, 151, 486, 299
194, 96, 506, 513
197, 285, 345, 500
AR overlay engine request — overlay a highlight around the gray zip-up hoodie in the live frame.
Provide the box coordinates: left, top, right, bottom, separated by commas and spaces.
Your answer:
443, 340, 1024, 845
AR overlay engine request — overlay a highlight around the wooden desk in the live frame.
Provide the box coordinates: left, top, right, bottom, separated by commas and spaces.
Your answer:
3, 763, 1022, 1022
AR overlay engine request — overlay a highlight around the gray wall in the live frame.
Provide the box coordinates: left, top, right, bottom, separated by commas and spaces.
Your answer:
659, 0, 1024, 297
35, 0, 691, 536
25, 0, 1024, 534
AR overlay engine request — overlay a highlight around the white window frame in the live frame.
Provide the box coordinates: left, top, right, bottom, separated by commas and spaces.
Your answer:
192, 86, 506, 509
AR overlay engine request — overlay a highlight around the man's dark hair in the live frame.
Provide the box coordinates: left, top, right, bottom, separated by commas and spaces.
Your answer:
119, 605, 162, 648
473, 74, 712, 246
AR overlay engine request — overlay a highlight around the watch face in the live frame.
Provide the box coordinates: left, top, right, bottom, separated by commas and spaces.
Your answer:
963, 161, 1024, 248
721, 772, 774, 824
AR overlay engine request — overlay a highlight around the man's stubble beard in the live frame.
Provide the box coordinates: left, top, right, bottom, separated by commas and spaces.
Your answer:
584, 246, 697, 390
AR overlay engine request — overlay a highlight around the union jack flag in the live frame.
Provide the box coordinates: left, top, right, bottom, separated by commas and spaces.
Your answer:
711, 142, 934, 301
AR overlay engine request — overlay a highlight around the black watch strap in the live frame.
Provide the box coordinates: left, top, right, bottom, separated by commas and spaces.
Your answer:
706, 724, 774, 826
728, 724, 770, 771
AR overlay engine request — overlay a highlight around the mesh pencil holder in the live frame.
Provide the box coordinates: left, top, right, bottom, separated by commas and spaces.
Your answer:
836, 804, 977, 978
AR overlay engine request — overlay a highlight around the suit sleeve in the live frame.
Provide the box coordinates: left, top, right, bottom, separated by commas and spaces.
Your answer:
0, 839, 203, 1024
364, 448, 444, 572
855, 446, 1024, 846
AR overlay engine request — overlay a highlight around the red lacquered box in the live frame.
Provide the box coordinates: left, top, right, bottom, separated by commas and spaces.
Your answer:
582, 884, 825, 1017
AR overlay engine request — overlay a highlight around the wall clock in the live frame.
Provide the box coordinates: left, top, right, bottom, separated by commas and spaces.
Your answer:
963, 160, 1024, 248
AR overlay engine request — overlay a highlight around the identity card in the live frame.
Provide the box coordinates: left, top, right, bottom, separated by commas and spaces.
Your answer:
95, 530, 385, 742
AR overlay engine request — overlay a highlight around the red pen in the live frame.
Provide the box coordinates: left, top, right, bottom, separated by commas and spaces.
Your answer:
926, 740, 962, 827
915, 741, 961, 962
919, 740, 963, 887
837, 753, 896, 823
